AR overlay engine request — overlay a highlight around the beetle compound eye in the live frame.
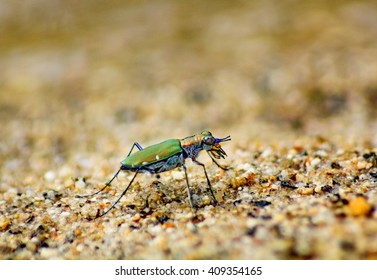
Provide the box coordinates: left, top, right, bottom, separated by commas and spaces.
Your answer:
204, 136, 215, 145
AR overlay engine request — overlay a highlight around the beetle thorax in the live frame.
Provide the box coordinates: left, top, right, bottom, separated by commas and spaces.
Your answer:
180, 134, 203, 160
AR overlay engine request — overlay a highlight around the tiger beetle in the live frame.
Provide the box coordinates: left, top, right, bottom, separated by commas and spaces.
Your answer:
76, 130, 231, 218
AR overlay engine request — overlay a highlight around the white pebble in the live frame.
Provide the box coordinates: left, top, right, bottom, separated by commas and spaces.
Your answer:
236, 163, 252, 171
60, 211, 71, 217
75, 178, 86, 188
296, 181, 307, 188
245, 167, 257, 174
270, 184, 279, 190
246, 218, 258, 228
59, 165, 72, 177
314, 185, 323, 193
44, 171, 56, 182
47, 208, 58, 216
316, 150, 328, 157
186, 222, 196, 232
240, 192, 252, 200
171, 171, 184, 180
310, 157, 321, 167
359, 174, 368, 180
76, 243, 85, 252
261, 149, 272, 158
279, 170, 289, 180
40, 248, 58, 259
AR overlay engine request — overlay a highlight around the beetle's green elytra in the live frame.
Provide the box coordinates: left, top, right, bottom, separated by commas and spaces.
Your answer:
76, 130, 231, 218
121, 139, 182, 169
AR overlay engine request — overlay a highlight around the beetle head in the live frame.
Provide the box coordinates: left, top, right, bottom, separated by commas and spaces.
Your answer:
201, 130, 231, 159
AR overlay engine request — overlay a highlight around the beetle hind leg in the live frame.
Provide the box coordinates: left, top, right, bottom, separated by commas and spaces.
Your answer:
75, 168, 122, 199
95, 171, 139, 218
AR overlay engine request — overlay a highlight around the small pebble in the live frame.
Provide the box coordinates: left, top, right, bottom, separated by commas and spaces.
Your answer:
40, 248, 58, 259
163, 222, 176, 229
349, 196, 373, 217
75, 178, 86, 189
357, 161, 368, 170
310, 158, 321, 167
132, 214, 141, 222
44, 171, 56, 182
60, 212, 71, 218
0, 218, 10, 231
202, 195, 211, 205
58, 165, 72, 177
296, 187, 314, 195
171, 171, 184, 180
314, 185, 323, 193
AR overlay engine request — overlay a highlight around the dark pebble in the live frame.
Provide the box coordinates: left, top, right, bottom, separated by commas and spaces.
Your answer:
252, 200, 271, 208
245, 226, 257, 236
321, 185, 333, 193
281, 181, 297, 189
260, 215, 272, 220
363, 152, 376, 160
158, 215, 170, 224
331, 162, 341, 169
233, 199, 242, 206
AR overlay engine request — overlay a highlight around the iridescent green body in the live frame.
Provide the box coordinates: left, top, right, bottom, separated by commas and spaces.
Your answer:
77, 130, 231, 218
121, 139, 183, 173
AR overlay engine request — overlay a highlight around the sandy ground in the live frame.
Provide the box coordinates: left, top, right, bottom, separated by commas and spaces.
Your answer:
0, 0, 377, 259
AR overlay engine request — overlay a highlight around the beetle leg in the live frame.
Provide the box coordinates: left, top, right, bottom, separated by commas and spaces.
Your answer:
193, 160, 224, 208
75, 168, 122, 199
96, 171, 139, 218
127, 142, 144, 157
182, 163, 195, 210
207, 151, 230, 171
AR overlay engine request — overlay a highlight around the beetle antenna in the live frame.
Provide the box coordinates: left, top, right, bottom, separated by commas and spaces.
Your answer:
75, 168, 122, 199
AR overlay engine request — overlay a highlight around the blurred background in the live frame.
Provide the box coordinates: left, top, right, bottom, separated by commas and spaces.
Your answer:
1, 0, 377, 180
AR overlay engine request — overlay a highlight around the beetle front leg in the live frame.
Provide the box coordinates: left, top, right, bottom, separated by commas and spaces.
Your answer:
193, 160, 224, 208
207, 152, 230, 171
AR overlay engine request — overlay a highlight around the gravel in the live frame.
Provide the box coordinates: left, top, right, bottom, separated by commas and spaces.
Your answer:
1, 0, 377, 260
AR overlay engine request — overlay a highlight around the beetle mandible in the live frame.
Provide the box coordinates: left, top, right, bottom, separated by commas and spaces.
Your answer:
76, 130, 231, 218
